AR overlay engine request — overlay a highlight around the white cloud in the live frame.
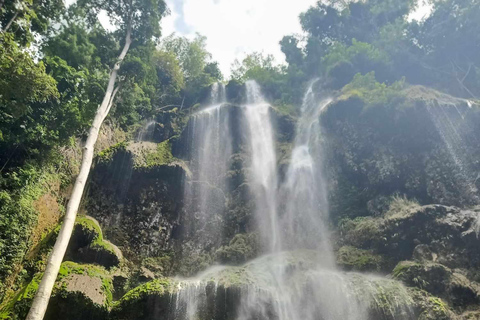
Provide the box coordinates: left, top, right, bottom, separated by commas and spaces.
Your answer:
408, 0, 433, 22
161, 0, 317, 77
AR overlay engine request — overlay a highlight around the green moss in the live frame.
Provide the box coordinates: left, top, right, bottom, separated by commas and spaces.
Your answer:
110, 279, 176, 320
0, 273, 42, 319
58, 261, 107, 280
392, 261, 452, 295
117, 279, 175, 303
392, 261, 421, 279
384, 194, 420, 220
73, 216, 120, 267
340, 72, 405, 109
429, 297, 448, 315
97, 142, 127, 163
215, 233, 259, 265
3, 262, 112, 319
336, 246, 385, 272
340, 216, 383, 248
0, 164, 65, 298
410, 289, 452, 320
142, 140, 174, 167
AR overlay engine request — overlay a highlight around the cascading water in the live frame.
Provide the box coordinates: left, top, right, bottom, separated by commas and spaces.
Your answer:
182, 82, 232, 247
243, 80, 279, 252
173, 81, 416, 320
278, 79, 333, 256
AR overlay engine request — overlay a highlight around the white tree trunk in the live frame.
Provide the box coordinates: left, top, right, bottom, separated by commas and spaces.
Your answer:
25, 27, 132, 320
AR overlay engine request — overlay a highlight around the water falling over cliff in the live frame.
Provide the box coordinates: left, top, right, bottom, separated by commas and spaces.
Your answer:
243, 80, 279, 252
182, 82, 232, 247
172, 81, 416, 320
278, 80, 333, 257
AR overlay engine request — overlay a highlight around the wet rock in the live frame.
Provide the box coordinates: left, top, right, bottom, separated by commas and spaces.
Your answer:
393, 261, 480, 307
413, 244, 435, 262
67, 216, 122, 269
7, 262, 112, 320
341, 204, 480, 270
139, 267, 156, 282
336, 245, 387, 272
322, 90, 480, 221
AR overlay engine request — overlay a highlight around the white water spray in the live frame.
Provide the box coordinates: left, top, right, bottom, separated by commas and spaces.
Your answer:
183, 83, 232, 246
243, 80, 279, 252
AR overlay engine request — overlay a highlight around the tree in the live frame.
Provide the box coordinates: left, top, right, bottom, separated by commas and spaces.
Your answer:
25, 1, 167, 319
0, 0, 64, 45
160, 33, 222, 105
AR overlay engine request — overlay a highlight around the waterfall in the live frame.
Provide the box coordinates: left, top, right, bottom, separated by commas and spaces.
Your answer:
183, 82, 232, 246
243, 80, 279, 252
174, 80, 416, 320
278, 80, 334, 261
135, 119, 156, 142
236, 80, 370, 320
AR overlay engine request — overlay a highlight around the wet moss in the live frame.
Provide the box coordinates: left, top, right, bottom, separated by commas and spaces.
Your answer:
141, 140, 174, 168
97, 142, 128, 163
110, 279, 176, 320
70, 216, 121, 269
336, 246, 386, 272
215, 233, 259, 265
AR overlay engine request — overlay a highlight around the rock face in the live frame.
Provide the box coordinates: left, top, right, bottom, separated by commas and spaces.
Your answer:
339, 205, 480, 270
321, 86, 480, 221
85, 141, 187, 267
337, 203, 480, 315
6, 262, 113, 320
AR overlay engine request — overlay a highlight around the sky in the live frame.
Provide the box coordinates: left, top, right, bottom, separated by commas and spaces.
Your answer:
160, 0, 318, 77
65, 0, 432, 78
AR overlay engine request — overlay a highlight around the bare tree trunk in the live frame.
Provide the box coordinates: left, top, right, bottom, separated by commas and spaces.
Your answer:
25, 26, 132, 320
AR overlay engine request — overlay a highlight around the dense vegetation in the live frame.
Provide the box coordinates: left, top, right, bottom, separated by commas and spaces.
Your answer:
232, 0, 480, 107
0, 0, 221, 298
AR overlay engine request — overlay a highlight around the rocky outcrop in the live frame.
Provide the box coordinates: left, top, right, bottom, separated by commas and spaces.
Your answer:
5, 262, 113, 320
337, 202, 480, 314
322, 86, 480, 221
339, 204, 480, 270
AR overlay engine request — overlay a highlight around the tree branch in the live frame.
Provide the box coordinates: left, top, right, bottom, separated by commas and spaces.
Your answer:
3, 11, 19, 33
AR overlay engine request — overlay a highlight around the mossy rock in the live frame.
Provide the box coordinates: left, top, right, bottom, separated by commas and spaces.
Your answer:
110, 279, 176, 320
393, 261, 479, 307
410, 289, 454, 320
393, 261, 452, 294
215, 233, 258, 265
68, 216, 122, 269
336, 246, 387, 272
6, 262, 112, 320
461, 311, 480, 319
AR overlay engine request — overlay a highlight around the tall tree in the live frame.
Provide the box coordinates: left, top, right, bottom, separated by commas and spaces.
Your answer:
25, 1, 166, 319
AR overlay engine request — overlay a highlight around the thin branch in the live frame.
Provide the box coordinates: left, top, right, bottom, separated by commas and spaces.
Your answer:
105, 85, 121, 115
155, 104, 181, 111
3, 11, 19, 33
0, 145, 18, 174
